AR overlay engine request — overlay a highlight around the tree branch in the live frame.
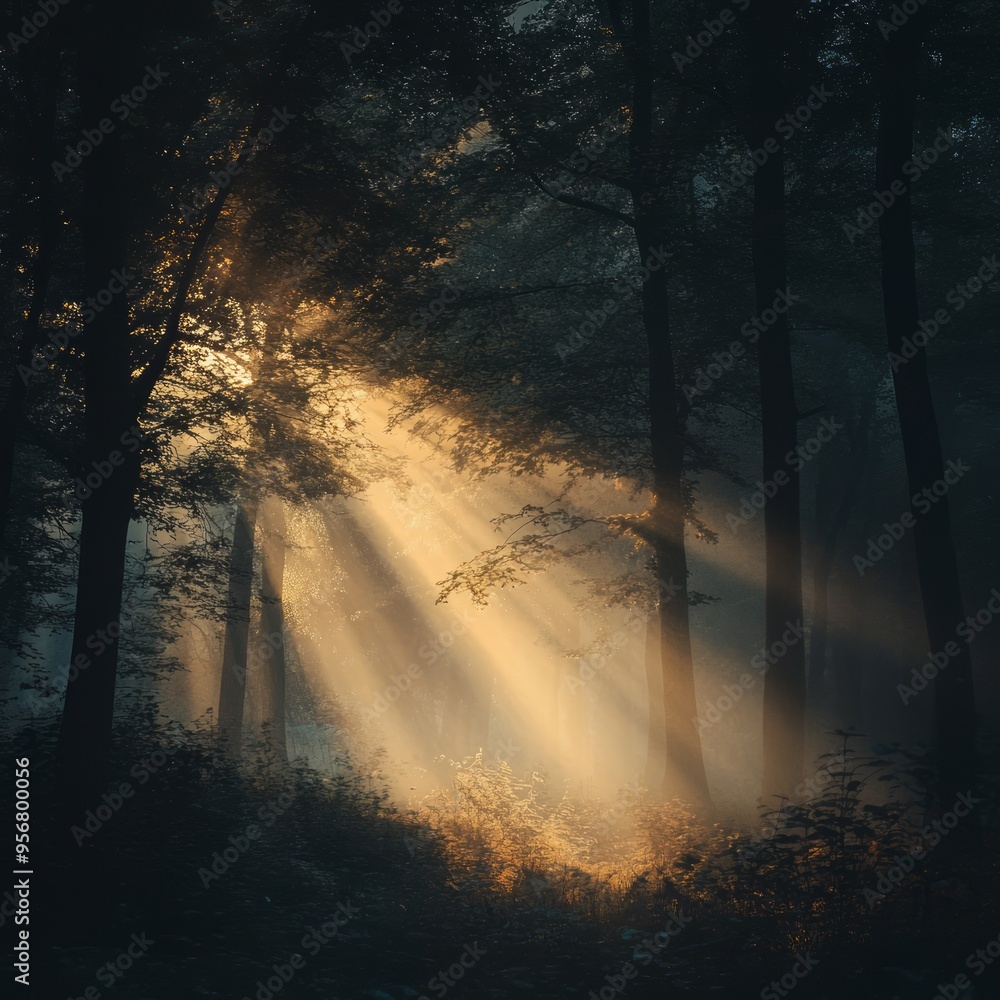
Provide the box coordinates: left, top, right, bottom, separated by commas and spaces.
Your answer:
131, 100, 274, 415
523, 169, 636, 227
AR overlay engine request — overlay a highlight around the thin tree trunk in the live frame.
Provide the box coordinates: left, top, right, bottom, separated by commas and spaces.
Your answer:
218, 501, 259, 753
809, 401, 872, 701
256, 495, 287, 754
833, 610, 865, 729
874, 12, 977, 814
643, 615, 665, 788
745, 1, 805, 798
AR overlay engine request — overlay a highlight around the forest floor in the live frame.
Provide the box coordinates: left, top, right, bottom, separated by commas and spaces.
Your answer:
17, 721, 999, 1000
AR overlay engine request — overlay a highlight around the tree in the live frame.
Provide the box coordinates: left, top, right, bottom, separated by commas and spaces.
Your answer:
51, 0, 390, 793
56, 3, 142, 800
218, 501, 258, 752
873, 5, 977, 814
741, 0, 807, 797
609, 0, 709, 802
352, 0, 716, 802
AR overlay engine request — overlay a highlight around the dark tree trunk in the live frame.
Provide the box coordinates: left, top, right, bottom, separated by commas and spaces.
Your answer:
744, 1, 806, 798
56, 22, 137, 803
256, 495, 287, 754
626, 0, 709, 804
57, 10, 257, 794
874, 14, 977, 812
833, 624, 865, 730
218, 502, 259, 753
645, 288, 709, 803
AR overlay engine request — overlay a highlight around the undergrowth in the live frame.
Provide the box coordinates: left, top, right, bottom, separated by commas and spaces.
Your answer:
4, 716, 995, 998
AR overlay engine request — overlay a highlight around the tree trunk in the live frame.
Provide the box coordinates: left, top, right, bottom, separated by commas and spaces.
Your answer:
256, 495, 287, 754
643, 615, 665, 787
218, 502, 259, 753
744, 1, 805, 798
874, 13, 977, 813
809, 401, 872, 702
646, 302, 709, 804
56, 25, 136, 803
626, 0, 709, 804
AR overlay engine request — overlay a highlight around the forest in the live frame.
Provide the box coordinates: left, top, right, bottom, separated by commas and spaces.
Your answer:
0, 0, 998, 997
